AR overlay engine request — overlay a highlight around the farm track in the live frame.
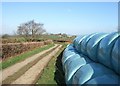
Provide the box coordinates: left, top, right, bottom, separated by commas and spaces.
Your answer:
12, 44, 62, 84
1, 44, 59, 84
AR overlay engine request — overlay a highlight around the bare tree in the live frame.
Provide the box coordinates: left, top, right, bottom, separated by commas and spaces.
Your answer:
17, 20, 46, 37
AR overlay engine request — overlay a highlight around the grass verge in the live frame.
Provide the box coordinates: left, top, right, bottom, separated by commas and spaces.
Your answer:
36, 44, 66, 84
1, 44, 54, 69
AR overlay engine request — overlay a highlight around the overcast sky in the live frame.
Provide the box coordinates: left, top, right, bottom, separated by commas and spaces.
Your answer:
2, 2, 118, 35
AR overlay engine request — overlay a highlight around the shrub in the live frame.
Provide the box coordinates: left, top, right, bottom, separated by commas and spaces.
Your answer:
2, 40, 53, 59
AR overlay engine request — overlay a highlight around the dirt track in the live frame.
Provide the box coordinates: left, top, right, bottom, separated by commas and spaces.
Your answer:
12, 45, 62, 84
1, 44, 58, 83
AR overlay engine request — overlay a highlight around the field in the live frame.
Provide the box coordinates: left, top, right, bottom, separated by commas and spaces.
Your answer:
1, 34, 75, 85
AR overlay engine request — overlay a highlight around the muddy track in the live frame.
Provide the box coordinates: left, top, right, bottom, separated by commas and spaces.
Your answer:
1, 44, 58, 83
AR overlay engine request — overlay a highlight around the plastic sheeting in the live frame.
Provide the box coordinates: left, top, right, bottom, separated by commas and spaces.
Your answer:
64, 44, 75, 51
64, 56, 86, 84
62, 32, 120, 85
98, 32, 119, 69
86, 33, 108, 62
111, 37, 120, 75
81, 33, 98, 56
85, 75, 120, 84
72, 63, 116, 84
73, 35, 86, 53
62, 44, 77, 66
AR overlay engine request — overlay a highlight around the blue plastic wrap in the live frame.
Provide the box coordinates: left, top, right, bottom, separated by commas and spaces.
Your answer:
86, 33, 108, 62
85, 74, 120, 84
64, 54, 81, 71
62, 48, 77, 66
72, 64, 94, 84
81, 55, 93, 64
73, 35, 86, 52
64, 57, 86, 84
81, 33, 98, 56
62, 32, 120, 85
73, 35, 84, 46
62, 50, 76, 61
98, 32, 119, 69
64, 44, 75, 52
72, 63, 116, 85
111, 37, 120, 75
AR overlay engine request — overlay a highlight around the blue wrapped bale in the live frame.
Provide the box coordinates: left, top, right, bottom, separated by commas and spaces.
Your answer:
81, 33, 98, 56
62, 45, 77, 66
111, 37, 120, 75
64, 54, 81, 72
98, 32, 119, 69
64, 44, 75, 52
73, 35, 86, 53
85, 74, 120, 84
86, 33, 108, 62
64, 54, 86, 84
62, 32, 120, 85
72, 63, 116, 85
62, 50, 76, 66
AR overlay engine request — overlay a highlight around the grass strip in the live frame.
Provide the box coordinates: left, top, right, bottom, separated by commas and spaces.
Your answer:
36, 44, 66, 84
1, 44, 54, 69
2, 45, 59, 84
